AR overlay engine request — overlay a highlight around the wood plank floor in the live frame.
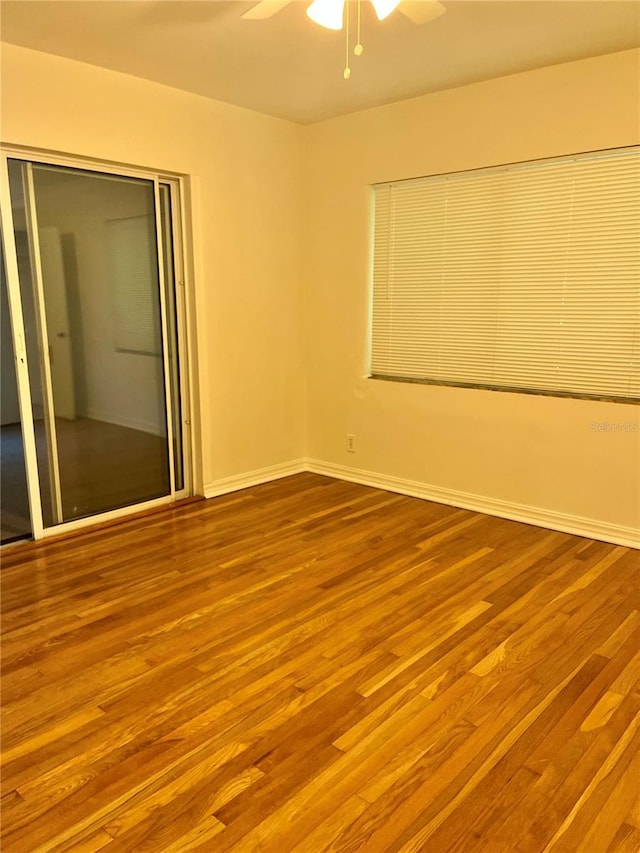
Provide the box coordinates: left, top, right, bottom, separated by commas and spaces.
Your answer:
1, 473, 639, 852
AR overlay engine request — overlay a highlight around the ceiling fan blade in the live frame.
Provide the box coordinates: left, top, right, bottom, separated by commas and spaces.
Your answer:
241, 0, 295, 20
398, 0, 446, 25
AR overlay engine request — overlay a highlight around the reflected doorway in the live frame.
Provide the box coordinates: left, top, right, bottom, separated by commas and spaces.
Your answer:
1, 155, 190, 539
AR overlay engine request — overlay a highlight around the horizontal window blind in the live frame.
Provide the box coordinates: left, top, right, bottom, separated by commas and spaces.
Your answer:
371, 147, 640, 401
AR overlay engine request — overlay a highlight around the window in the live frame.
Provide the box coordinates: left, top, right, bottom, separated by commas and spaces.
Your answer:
370, 146, 640, 402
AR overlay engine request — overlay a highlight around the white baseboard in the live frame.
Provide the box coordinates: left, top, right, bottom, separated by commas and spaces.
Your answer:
204, 458, 307, 499
82, 408, 164, 436
201, 457, 638, 548
305, 458, 640, 550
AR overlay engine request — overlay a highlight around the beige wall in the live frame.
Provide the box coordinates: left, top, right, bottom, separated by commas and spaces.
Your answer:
303, 49, 640, 538
2, 43, 638, 540
0, 43, 306, 492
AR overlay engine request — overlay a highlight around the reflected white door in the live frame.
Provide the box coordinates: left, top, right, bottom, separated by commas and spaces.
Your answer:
39, 227, 76, 420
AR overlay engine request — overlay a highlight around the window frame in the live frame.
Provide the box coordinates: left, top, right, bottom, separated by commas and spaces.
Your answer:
369, 145, 640, 405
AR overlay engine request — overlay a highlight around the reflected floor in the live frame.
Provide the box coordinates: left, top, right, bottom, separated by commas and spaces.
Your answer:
0, 424, 31, 543
1, 417, 170, 538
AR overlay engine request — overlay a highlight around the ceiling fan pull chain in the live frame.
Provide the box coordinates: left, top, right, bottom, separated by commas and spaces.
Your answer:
355, 0, 363, 56
344, 0, 351, 78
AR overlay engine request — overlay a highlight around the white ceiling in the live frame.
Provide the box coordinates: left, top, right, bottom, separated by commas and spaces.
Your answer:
1, 0, 638, 124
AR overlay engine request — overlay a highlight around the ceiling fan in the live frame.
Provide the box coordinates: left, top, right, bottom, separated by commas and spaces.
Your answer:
241, 0, 446, 27
240, 0, 446, 80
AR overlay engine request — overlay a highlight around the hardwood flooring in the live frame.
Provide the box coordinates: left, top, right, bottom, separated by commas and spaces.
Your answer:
1, 473, 639, 852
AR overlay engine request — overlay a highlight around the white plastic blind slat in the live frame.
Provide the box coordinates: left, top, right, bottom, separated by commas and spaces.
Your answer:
371, 147, 640, 400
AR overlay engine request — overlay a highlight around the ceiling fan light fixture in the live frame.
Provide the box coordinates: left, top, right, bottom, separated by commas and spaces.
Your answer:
370, 0, 401, 21
306, 0, 346, 30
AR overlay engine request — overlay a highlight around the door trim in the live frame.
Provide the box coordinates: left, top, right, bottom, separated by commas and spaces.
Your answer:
23, 163, 65, 523
0, 154, 44, 538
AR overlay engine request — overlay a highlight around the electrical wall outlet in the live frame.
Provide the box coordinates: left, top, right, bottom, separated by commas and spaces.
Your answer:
346, 434, 356, 453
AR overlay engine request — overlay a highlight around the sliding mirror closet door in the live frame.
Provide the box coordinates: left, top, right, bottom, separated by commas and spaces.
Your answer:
5, 159, 183, 527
